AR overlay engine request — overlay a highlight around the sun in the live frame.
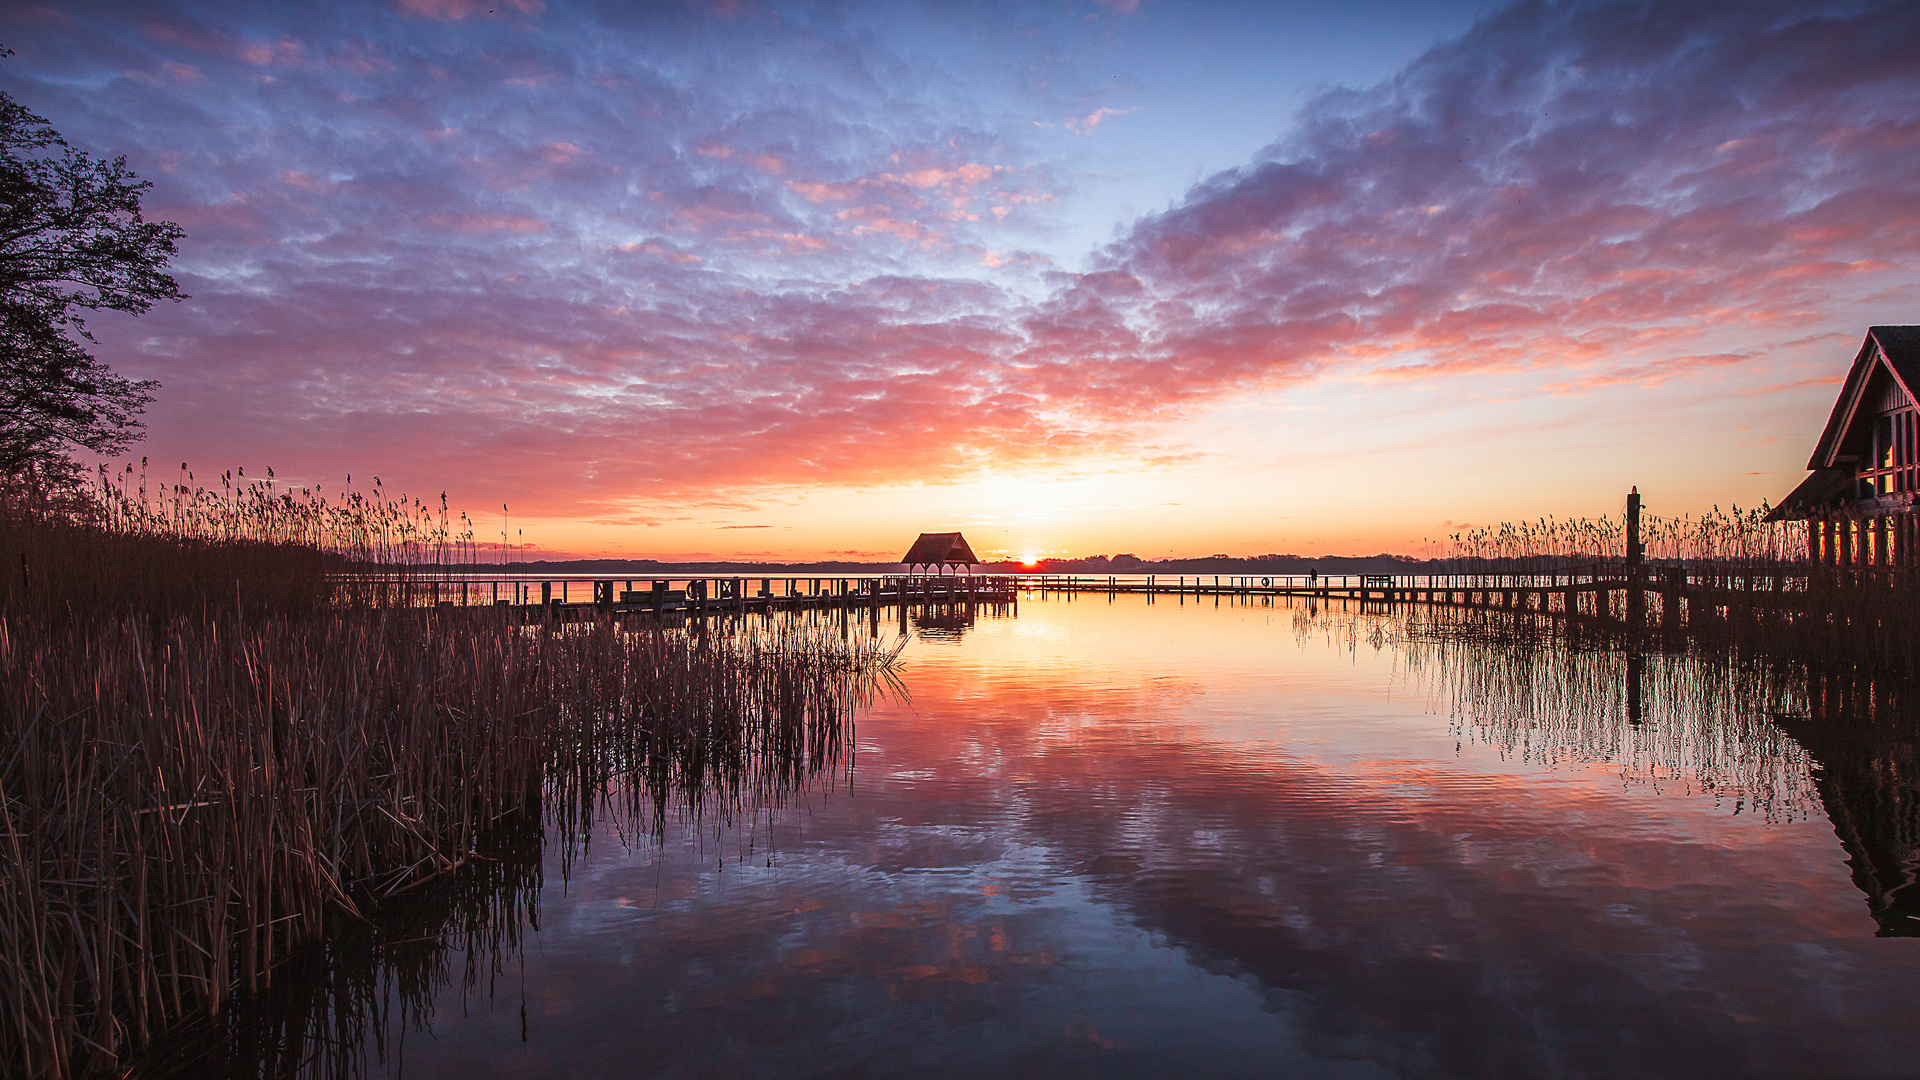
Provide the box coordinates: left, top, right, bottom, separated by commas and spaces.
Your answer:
1020, 553, 1039, 567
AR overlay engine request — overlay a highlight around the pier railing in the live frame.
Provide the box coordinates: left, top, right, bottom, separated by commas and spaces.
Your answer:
1008, 562, 1835, 597
321, 562, 1918, 633
1013, 557, 1912, 626
324, 572, 1020, 620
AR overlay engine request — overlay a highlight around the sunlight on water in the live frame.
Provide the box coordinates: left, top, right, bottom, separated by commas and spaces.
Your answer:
164, 594, 1920, 1079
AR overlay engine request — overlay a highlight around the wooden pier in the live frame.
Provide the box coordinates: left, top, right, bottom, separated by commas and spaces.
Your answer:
363, 574, 1020, 624
362, 566, 1838, 634
1012, 493, 1823, 632
1011, 567, 1821, 628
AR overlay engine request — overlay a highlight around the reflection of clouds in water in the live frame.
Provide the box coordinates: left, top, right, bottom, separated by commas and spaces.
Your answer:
184, 595, 1920, 1079
862, 599, 1909, 1076
930, 711, 1875, 1077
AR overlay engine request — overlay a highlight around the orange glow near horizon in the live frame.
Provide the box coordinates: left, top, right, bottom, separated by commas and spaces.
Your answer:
27, 1, 1919, 563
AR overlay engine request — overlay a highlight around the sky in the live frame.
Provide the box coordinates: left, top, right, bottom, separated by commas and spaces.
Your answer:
5, 0, 1919, 562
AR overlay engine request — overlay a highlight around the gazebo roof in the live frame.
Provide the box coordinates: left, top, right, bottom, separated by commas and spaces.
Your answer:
900, 531, 978, 565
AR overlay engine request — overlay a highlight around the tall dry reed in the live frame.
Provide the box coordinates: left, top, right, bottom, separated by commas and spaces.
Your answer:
1434, 503, 1920, 676
0, 600, 896, 1079
1435, 503, 1807, 583
1, 463, 483, 623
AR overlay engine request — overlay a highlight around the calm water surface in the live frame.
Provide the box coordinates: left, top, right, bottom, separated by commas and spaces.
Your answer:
336, 596, 1919, 1078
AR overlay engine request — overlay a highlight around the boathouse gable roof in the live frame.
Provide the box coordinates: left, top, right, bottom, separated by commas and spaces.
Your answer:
1809, 326, 1920, 470
900, 531, 977, 566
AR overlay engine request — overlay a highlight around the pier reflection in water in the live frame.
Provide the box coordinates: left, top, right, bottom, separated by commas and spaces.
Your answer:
146, 596, 1920, 1079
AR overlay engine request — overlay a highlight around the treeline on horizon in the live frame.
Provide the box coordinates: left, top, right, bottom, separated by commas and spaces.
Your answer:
519, 507, 1810, 577
497, 552, 1625, 576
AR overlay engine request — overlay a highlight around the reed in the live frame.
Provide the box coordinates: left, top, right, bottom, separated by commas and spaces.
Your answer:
0, 607, 895, 1078
1, 462, 483, 624
1435, 503, 1807, 584
1435, 504, 1920, 677
0, 462, 898, 1078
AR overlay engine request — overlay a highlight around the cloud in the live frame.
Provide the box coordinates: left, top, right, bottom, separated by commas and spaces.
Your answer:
8, 0, 1920, 521
1053, 0, 1920, 400
1064, 106, 1134, 135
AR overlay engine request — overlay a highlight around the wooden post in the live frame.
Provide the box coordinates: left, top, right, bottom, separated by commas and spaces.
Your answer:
1626, 650, 1644, 724
1661, 567, 1683, 635
1626, 487, 1645, 630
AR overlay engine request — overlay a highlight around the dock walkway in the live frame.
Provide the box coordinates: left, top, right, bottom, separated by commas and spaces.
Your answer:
353, 574, 1019, 623
343, 567, 1825, 630
1013, 569, 1817, 627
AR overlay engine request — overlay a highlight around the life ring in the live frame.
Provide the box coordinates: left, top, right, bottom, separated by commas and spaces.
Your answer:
1261, 577, 1271, 587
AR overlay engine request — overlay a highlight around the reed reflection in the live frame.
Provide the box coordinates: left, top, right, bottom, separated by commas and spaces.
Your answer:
1381, 606, 1819, 824
136, 810, 545, 1080
125, 618, 894, 1080
1378, 604, 1919, 934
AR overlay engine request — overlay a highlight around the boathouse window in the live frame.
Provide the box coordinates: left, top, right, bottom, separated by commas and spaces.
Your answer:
1859, 408, 1917, 497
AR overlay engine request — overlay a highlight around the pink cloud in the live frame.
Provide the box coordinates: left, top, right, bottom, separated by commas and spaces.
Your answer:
21, 0, 1920, 524
1048, 0, 1920, 410
1065, 106, 1134, 135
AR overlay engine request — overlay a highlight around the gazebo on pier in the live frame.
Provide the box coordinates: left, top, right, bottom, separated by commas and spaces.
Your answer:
900, 532, 978, 575
1767, 325, 1920, 567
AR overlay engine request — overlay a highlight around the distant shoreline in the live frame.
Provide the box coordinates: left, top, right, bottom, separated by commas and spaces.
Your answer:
472, 554, 1571, 577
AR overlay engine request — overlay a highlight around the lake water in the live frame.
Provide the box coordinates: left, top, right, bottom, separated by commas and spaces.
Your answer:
200, 593, 1920, 1079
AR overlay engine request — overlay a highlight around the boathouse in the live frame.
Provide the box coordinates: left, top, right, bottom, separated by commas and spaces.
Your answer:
1767, 325, 1920, 567
900, 532, 978, 575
